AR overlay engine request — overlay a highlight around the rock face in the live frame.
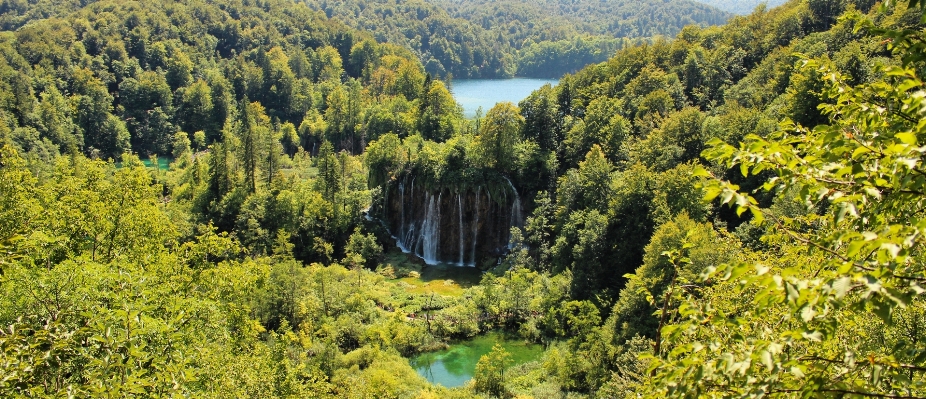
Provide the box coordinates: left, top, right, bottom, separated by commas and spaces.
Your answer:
381, 176, 523, 266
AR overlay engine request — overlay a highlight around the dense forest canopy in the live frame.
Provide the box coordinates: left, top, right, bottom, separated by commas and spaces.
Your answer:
691, 0, 789, 15
1, 0, 926, 397
300, 0, 733, 78
430, 0, 731, 40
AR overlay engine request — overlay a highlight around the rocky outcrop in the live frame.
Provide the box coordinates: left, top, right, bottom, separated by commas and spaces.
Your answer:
380, 176, 523, 267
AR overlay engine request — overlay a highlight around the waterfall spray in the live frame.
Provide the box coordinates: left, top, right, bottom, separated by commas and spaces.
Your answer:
419, 192, 441, 265
471, 186, 480, 267
503, 177, 523, 249
458, 193, 464, 266
399, 181, 405, 241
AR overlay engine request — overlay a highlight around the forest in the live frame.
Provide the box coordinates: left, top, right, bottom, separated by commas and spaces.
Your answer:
299, 0, 732, 78
691, 0, 789, 15
1, 0, 926, 398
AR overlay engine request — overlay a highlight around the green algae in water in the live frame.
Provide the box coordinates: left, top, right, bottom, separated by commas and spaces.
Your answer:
409, 331, 543, 388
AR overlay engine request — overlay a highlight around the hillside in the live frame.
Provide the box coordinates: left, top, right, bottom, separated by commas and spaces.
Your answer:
298, 0, 512, 78
691, 0, 788, 14
430, 0, 732, 41
300, 0, 733, 78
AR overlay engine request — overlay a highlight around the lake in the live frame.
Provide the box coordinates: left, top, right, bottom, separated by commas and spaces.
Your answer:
409, 331, 544, 388
451, 78, 558, 118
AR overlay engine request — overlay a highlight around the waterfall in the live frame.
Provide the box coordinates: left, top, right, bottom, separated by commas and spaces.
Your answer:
458, 193, 464, 266
399, 181, 405, 240
502, 177, 523, 227
397, 178, 416, 254
383, 176, 524, 267
413, 187, 425, 257
471, 186, 480, 267
503, 177, 523, 249
419, 192, 441, 265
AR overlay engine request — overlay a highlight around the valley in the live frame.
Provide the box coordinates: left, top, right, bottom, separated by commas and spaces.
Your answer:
0, 0, 924, 398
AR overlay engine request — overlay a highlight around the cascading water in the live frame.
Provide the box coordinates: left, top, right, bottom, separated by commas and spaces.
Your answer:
418, 192, 441, 265
471, 186, 480, 266
457, 193, 465, 266
383, 176, 522, 267
503, 177, 524, 249
399, 182, 405, 239
397, 178, 416, 254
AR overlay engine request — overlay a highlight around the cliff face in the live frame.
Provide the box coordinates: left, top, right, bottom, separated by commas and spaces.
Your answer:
380, 176, 523, 267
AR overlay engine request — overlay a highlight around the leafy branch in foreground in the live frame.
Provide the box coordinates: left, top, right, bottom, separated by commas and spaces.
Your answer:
644, 6, 926, 398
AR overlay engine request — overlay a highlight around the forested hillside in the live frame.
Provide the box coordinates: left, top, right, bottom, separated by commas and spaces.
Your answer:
431, 0, 731, 40
2, 0, 926, 397
691, 0, 789, 14
300, 0, 732, 78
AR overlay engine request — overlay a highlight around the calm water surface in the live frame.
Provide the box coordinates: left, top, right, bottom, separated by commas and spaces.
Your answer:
452, 78, 558, 118
409, 331, 543, 388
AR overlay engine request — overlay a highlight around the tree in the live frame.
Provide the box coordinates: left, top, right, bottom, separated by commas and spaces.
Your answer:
316, 140, 340, 206
562, 96, 629, 167
519, 84, 558, 153
178, 80, 215, 138
393, 60, 425, 100
474, 102, 523, 174
474, 343, 512, 397
416, 79, 459, 142
646, 7, 926, 396
166, 49, 193, 89
608, 214, 731, 348
238, 100, 272, 193
171, 131, 191, 160
71, 68, 128, 158
315, 46, 344, 82
324, 85, 349, 147
265, 124, 283, 187
120, 71, 175, 156
364, 133, 406, 189
348, 39, 378, 79
623, 107, 705, 172
344, 228, 382, 270
280, 122, 299, 156
555, 145, 614, 218
35, 86, 80, 155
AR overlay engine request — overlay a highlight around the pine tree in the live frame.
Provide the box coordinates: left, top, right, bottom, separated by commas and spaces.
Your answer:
239, 98, 258, 193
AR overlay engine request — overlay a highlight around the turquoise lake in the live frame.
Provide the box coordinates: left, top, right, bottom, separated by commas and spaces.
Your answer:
451, 78, 558, 118
409, 332, 544, 388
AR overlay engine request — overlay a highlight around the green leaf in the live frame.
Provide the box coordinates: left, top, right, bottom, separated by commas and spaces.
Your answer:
801, 331, 823, 342
831, 277, 852, 298
692, 166, 711, 178
749, 206, 765, 224
895, 132, 917, 145
720, 190, 734, 205
760, 350, 774, 372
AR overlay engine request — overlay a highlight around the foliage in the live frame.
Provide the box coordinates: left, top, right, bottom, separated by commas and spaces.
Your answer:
2, 0, 926, 397
643, 4, 926, 397
692, 0, 788, 15
433, 0, 731, 48
299, 0, 732, 79
474, 343, 512, 397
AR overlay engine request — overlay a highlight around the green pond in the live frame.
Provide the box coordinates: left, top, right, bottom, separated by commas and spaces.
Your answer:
409, 332, 544, 387
141, 157, 172, 171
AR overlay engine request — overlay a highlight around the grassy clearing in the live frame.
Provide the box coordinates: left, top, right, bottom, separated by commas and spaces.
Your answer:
378, 248, 483, 297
